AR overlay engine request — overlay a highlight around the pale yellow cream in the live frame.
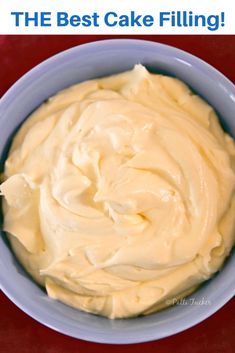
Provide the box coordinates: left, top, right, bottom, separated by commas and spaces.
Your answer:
1, 65, 235, 318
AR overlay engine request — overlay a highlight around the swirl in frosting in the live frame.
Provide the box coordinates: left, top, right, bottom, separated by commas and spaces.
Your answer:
1, 65, 235, 318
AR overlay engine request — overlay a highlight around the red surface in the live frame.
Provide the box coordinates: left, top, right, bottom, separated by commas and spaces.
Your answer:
0, 35, 235, 352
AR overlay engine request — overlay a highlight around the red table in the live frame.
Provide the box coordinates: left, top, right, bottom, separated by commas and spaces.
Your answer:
0, 35, 235, 353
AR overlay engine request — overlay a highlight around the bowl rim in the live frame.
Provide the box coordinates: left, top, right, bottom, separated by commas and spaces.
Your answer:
1, 38, 235, 108
0, 38, 234, 344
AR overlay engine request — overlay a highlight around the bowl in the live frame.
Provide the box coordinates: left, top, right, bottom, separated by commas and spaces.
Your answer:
0, 39, 234, 344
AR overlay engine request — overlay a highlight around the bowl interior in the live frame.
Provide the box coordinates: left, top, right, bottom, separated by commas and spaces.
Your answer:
0, 39, 234, 344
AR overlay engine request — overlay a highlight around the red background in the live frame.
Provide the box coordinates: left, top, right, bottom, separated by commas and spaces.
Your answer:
0, 35, 235, 353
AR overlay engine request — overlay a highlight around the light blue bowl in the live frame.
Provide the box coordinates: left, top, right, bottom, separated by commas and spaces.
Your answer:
0, 39, 234, 344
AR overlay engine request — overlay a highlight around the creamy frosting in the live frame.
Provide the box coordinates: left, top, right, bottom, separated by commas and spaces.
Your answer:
1, 65, 235, 318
